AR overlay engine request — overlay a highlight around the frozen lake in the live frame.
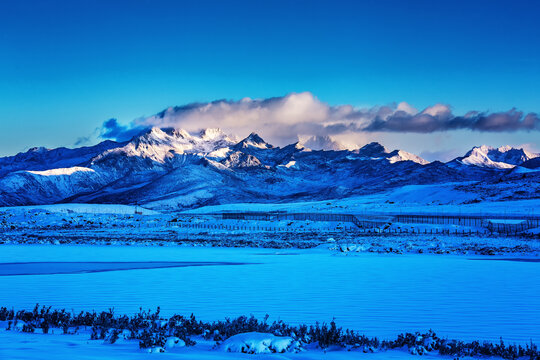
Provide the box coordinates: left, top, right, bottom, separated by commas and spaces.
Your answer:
0, 261, 248, 276
0, 245, 538, 344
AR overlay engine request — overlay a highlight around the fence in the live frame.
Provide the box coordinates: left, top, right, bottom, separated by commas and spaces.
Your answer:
172, 221, 355, 232
217, 211, 540, 234
486, 220, 540, 234
394, 213, 540, 233
168, 220, 491, 236
221, 212, 390, 228
394, 214, 485, 227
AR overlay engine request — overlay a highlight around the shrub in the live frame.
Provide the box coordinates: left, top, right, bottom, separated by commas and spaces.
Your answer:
3, 304, 539, 359
40, 321, 50, 334
138, 329, 166, 348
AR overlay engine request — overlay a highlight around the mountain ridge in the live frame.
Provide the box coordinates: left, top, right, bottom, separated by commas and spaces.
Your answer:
0, 129, 537, 210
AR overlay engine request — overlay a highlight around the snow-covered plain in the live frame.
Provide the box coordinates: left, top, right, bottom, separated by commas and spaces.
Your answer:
2, 207, 539, 256
1, 200, 539, 256
185, 184, 540, 217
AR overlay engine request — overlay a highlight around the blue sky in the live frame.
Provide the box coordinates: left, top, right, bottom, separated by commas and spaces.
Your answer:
0, 0, 539, 159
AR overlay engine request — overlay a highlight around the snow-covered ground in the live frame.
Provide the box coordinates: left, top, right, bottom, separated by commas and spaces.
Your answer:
1, 198, 539, 359
185, 184, 540, 217
1, 201, 539, 255
0, 328, 482, 360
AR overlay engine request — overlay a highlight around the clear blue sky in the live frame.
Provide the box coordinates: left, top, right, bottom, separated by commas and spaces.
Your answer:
0, 0, 539, 157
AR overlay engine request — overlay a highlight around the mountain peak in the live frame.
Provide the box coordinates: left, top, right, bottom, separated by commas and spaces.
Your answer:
148, 126, 168, 136
28, 146, 49, 153
236, 133, 273, 149
246, 132, 265, 143
497, 145, 513, 152
458, 144, 539, 169
199, 128, 227, 140
132, 127, 170, 144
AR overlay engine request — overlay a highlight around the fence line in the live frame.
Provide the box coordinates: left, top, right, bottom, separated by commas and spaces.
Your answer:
221, 212, 390, 228
167, 221, 491, 236
214, 211, 540, 234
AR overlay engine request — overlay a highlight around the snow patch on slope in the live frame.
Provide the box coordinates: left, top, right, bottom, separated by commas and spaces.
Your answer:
26, 167, 95, 176
387, 150, 428, 165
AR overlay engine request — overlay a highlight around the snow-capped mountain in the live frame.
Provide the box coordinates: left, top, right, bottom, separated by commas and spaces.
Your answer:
353, 142, 428, 165
0, 130, 537, 210
233, 132, 273, 150
452, 145, 539, 169
92, 127, 236, 165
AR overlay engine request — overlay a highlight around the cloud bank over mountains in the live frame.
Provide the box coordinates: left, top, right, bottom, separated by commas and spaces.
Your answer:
100, 92, 540, 147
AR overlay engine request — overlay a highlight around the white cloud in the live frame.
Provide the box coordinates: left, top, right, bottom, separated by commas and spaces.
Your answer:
100, 92, 540, 147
